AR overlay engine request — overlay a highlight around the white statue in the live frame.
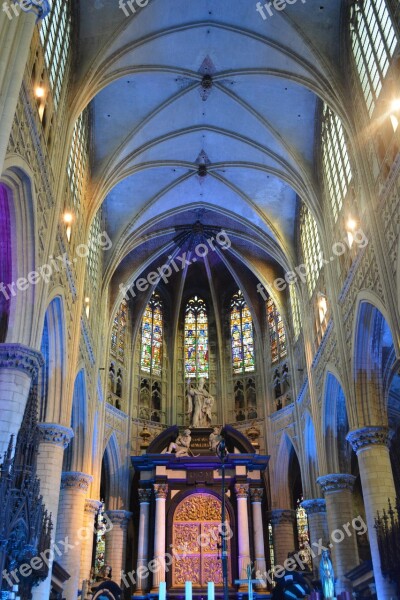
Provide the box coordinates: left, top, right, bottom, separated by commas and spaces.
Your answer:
186, 378, 214, 428
209, 426, 222, 452
319, 550, 335, 599
167, 429, 192, 457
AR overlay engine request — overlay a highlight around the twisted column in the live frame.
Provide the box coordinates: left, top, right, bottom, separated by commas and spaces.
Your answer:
79, 499, 102, 586
347, 427, 397, 600
105, 510, 132, 587
250, 488, 267, 588
317, 474, 359, 594
301, 499, 329, 577
235, 483, 251, 584
152, 483, 168, 590
55, 472, 93, 600
0, 344, 43, 456
269, 509, 296, 568
135, 488, 152, 593
31, 424, 74, 600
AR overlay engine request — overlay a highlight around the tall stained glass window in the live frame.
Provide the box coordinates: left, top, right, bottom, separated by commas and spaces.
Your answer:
300, 206, 323, 297
350, 0, 397, 116
289, 284, 302, 341
266, 298, 287, 363
111, 299, 127, 363
231, 290, 255, 374
141, 294, 163, 376
184, 296, 209, 379
296, 499, 312, 571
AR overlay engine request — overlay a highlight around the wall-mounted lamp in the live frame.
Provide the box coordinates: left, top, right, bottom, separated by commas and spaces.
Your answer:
85, 297, 90, 319
389, 98, 400, 132
346, 216, 358, 248
317, 292, 328, 324
63, 212, 73, 242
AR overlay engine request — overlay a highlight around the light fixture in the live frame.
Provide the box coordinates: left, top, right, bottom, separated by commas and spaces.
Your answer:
390, 98, 400, 132
85, 297, 90, 318
63, 212, 73, 242
35, 86, 45, 99
346, 217, 357, 247
317, 292, 327, 324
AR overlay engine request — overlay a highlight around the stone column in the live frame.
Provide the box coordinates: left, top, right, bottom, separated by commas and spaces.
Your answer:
31, 424, 74, 600
105, 510, 132, 587
317, 474, 359, 594
250, 488, 267, 588
269, 509, 296, 568
235, 483, 251, 585
347, 426, 398, 600
0, 344, 43, 456
55, 472, 93, 600
301, 499, 329, 578
135, 488, 152, 593
79, 499, 102, 586
152, 483, 168, 590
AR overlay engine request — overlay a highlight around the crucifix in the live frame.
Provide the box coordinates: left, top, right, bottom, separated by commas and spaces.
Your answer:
235, 563, 263, 600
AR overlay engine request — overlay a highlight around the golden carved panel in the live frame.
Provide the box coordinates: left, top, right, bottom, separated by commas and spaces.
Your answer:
173, 555, 201, 586
174, 493, 223, 522
203, 556, 223, 585
201, 523, 220, 552
174, 524, 200, 553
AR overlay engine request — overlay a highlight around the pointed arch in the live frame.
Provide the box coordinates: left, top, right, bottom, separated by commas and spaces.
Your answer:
322, 371, 351, 474
303, 412, 319, 498
102, 433, 123, 510
63, 369, 88, 473
274, 432, 303, 509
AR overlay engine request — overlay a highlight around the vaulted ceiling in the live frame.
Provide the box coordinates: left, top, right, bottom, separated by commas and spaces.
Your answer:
72, 0, 344, 315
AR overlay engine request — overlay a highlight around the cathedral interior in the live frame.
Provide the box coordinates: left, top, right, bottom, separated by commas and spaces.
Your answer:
1, 1, 400, 599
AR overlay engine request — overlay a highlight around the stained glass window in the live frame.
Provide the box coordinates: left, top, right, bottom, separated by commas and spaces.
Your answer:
300, 206, 323, 297
140, 294, 163, 376
350, 0, 397, 116
296, 499, 312, 571
184, 296, 209, 379
289, 284, 302, 341
230, 290, 255, 374
268, 522, 275, 584
94, 502, 106, 576
266, 298, 287, 363
66, 109, 89, 215
111, 299, 127, 363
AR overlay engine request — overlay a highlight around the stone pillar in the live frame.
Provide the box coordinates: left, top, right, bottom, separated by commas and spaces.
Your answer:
55, 472, 93, 600
235, 483, 251, 584
152, 483, 168, 590
79, 499, 102, 586
317, 474, 359, 594
0, 344, 43, 456
301, 499, 329, 578
105, 510, 132, 586
135, 488, 152, 593
31, 424, 74, 600
347, 426, 398, 600
250, 488, 267, 588
269, 509, 296, 568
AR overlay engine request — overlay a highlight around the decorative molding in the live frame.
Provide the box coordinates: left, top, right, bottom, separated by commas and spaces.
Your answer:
269, 509, 296, 525
301, 498, 326, 515
36, 423, 74, 448
138, 488, 152, 503
85, 499, 102, 515
105, 510, 132, 529
61, 471, 93, 492
250, 488, 263, 503
80, 317, 95, 366
235, 483, 249, 498
0, 344, 43, 376
154, 483, 168, 500
317, 473, 356, 494
347, 426, 392, 453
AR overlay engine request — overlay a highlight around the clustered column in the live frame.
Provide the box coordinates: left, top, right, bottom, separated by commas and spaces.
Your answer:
347, 426, 398, 600
235, 483, 251, 584
55, 472, 93, 600
250, 488, 267, 587
79, 499, 102, 586
31, 424, 74, 600
135, 487, 152, 593
105, 510, 132, 587
0, 344, 43, 456
152, 483, 168, 591
317, 474, 359, 594
301, 498, 329, 577
269, 509, 296, 568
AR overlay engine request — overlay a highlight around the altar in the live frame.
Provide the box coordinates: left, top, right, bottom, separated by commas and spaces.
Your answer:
131, 426, 270, 598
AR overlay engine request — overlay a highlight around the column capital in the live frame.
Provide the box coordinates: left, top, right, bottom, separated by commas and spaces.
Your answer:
61, 471, 93, 493
85, 499, 102, 516
37, 423, 74, 448
347, 426, 392, 453
235, 483, 249, 498
154, 483, 168, 499
301, 498, 326, 514
138, 487, 152, 503
317, 473, 356, 494
0, 344, 43, 376
250, 488, 263, 503
269, 509, 295, 525
105, 510, 132, 529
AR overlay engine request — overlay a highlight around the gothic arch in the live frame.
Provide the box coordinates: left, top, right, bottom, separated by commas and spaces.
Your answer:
63, 369, 88, 473
273, 432, 304, 509
322, 371, 351, 475
303, 412, 319, 498
102, 432, 124, 510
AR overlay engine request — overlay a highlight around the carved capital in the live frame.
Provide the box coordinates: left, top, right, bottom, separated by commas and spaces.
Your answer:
37, 423, 74, 448
154, 483, 168, 499
85, 499, 102, 516
269, 509, 295, 525
235, 483, 249, 498
301, 498, 326, 515
105, 510, 132, 529
61, 471, 93, 493
317, 473, 356, 494
250, 488, 263, 503
138, 488, 152, 503
347, 426, 392, 453
0, 344, 43, 377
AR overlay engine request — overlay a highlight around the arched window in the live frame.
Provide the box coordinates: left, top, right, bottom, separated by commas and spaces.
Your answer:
296, 499, 312, 571
231, 290, 255, 374
111, 299, 128, 363
266, 298, 287, 363
322, 104, 352, 222
140, 294, 163, 376
300, 206, 323, 297
184, 296, 209, 379
350, 0, 397, 116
